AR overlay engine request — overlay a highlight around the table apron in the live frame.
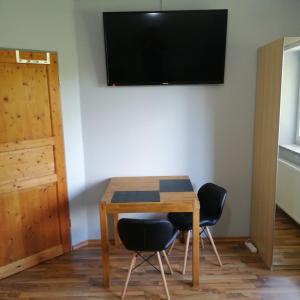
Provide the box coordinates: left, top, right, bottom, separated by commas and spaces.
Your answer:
105, 203, 194, 213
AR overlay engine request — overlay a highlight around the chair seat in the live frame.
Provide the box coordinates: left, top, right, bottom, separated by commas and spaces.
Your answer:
118, 218, 178, 252
168, 212, 217, 231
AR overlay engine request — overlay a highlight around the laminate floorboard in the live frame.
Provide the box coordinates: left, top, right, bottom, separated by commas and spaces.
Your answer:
1, 238, 300, 299
273, 206, 300, 268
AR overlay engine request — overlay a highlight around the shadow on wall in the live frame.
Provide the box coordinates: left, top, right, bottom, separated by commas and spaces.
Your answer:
182, 85, 232, 237
69, 179, 114, 242
83, 179, 111, 239
75, 6, 108, 86
68, 191, 89, 245
211, 86, 252, 237
211, 87, 232, 237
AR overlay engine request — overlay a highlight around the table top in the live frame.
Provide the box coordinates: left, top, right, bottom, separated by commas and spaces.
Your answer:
101, 176, 199, 213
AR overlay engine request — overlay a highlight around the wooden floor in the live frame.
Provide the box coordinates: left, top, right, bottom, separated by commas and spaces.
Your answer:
273, 206, 300, 268
1, 239, 300, 299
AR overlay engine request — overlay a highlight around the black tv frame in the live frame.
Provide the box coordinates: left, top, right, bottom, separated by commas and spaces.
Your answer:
103, 10, 228, 86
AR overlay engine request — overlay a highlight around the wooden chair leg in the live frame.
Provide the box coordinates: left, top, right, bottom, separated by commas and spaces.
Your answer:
167, 238, 176, 255
206, 227, 222, 267
181, 230, 188, 243
157, 252, 171, 300
182, 230, 191, 275
162, 250, 173, 275
200, 236, 204, 249
121, 253, 137, 300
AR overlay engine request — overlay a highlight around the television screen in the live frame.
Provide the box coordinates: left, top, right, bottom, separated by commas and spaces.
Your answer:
103, 10, 228, 86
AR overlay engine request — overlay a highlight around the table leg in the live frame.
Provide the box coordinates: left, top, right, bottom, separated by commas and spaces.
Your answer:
100, 202, 110, 288
113, 213, 121, 246
192, 199, 200, 288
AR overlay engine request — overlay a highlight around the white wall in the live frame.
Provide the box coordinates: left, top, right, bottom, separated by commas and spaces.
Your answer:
2, 0, 300, 244
74, 0, 300, 239
277, 159, 300, 224
0, 0, 88, 245
279, 50, 300, 145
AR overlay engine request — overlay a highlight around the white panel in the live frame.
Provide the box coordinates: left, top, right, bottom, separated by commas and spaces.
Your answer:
277, 159, 300, 224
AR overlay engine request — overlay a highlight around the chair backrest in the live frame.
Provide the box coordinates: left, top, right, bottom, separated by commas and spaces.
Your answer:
118, 218, 175, 252
197, 183, 227, 222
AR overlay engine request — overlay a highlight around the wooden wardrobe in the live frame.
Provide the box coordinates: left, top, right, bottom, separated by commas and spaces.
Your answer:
0, 49, 71, 279
251, 37, 300, 268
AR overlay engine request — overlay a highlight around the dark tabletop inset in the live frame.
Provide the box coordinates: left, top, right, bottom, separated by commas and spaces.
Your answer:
159, 179, 193, 192
112, 191, 160, 203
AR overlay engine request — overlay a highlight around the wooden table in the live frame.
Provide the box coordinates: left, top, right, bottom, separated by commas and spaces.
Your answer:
99, 176, 200, 288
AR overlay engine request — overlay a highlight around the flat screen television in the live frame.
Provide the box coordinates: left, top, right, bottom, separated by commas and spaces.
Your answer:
103, 10, 228, 86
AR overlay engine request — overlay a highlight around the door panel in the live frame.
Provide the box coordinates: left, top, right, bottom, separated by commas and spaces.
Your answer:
0, 184, 61, 266
0, 49, 70, 279
251, 39, 284, 268
0, 63, 52, 142
0, 146, 55, 182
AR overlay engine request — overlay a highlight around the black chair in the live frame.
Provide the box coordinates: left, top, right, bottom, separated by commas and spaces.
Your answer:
118, 218, 177, 300
168, 183, 227, 273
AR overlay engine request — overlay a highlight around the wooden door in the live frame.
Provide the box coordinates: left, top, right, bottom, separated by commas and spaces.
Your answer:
251, 39, 284, 268
0, 49, 71, 279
